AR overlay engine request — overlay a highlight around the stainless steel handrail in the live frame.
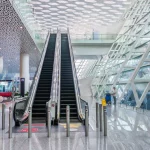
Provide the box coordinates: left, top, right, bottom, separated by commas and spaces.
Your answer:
67, 29, 83, 119
48, 31, 58, 106
24, 31, 50, 113
57, 32, 61, 120
47, 29, 61, 121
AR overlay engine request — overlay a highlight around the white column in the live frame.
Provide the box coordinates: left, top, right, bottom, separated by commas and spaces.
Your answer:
0, 57, 3, 73
20, 53, 29, 93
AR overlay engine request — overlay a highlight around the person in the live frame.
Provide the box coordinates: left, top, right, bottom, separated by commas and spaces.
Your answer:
105, 91, 111, 105
111, 87, 117, 105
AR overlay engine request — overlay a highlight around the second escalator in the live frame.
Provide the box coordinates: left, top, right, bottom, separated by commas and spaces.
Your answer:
60, 34, 79, 122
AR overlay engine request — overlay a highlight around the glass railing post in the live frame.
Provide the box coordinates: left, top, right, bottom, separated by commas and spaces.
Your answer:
66, 105, 70, 137
85, 105, 89, 137
96, 103, 100, 128
103, 106, 107, 136
47, 106, 51, 137
28, 107, 32, 138
8, 107, 12, 138
2, 104, 6, 130
99, 104, 102, 132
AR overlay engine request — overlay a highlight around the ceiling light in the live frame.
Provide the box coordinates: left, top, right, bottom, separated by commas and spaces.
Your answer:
42, 10, 51, 13
104, 1, 116, 4
75, 2, 85, 5
30, 1, 41, 5
101, 7, 111, 9
115, 12, 123, 15
57, 0, 68, 4
34, 7, 43, 10
66, 4, 76, 7
50, 8, 58, 11
84, 5, 94, 8
85, 0, 96, 2
49, 3, 59, 6
93, 3, 104, 7
39, 0, 50, 2
112, 4, 123, 8
123, 1, 131, 5
57, 6, 68, 9
41, 5, 50, 8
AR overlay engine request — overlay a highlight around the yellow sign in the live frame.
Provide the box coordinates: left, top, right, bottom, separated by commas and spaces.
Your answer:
102, 98, 106, 106
60, 123, 81, 129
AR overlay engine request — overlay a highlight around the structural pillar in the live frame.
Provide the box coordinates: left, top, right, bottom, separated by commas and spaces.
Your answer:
20, 53, 29, 93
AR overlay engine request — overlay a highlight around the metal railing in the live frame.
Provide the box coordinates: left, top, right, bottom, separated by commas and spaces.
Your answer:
67, 29, 84, 120
71, 34, 118, 41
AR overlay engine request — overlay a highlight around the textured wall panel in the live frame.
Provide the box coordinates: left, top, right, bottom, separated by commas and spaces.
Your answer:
0, 0, 41, 79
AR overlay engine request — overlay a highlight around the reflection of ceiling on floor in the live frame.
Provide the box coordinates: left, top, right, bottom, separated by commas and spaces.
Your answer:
13, 0, 132, 36
0, 0, 41, 77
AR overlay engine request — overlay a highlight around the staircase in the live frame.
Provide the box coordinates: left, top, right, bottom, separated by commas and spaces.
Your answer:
60, 34, 79, 122
32, 34, 56, 123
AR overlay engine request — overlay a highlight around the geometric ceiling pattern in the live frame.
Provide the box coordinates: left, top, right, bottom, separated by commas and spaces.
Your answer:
0, 0, 41, 78
13, 0, 132, 37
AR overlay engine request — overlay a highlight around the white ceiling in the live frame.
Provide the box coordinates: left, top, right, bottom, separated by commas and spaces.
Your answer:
13, 0, 133, 37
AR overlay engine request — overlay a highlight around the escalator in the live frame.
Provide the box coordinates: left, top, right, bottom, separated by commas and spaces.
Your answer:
60, 34, 79, 122
13, 33, 56, 125
32, 34, 56, 123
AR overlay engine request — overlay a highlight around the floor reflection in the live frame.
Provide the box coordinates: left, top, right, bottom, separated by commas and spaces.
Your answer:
0, 97, 150, 150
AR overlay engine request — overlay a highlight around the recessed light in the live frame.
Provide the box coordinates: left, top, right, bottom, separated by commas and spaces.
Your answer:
104, 1, 116, 4
123, 1, 131, 5
85, 0, 96, 2
20, 26, 23, 29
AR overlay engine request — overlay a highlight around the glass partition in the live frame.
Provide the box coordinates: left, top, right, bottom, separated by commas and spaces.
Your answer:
71, 34, 118, 41
0, 80, 13, 92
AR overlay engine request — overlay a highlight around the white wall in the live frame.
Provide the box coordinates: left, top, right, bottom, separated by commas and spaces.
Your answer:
0, 57, 3, 73
79, 77, 93, 97
73, 45, 111, 55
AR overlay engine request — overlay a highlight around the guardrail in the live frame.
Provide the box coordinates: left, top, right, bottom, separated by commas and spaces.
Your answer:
71, 34, 118, 41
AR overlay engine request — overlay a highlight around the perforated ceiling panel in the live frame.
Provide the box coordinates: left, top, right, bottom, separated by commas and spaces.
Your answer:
0, 0, 41, 79
13, 0, 132, 36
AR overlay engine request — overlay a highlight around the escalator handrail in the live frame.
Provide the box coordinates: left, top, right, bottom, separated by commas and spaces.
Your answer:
49, 31, 58, 106
67, 29, 84, 120
56, 30, 61, 120
48, 30, 61, 107
47, 29, 61, 121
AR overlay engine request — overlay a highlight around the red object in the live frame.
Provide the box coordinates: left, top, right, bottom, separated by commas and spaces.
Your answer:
24, 123, 45, 127
20, 128, 38, 133
0, 92, 12, 97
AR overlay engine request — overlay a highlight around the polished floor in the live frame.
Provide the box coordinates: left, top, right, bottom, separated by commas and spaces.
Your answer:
0, 97, 150, 150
